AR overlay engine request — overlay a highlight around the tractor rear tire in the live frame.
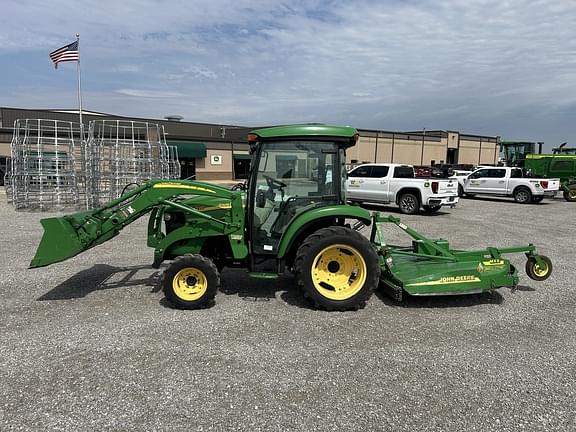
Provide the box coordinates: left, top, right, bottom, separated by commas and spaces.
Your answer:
525, 255, 552, 281
398, 193, 420, 214
423, 205, 442, 213
514, 187, 532, 204
564, 186, 576, 202
163, 254, 219, 309
294, 226, 380, 311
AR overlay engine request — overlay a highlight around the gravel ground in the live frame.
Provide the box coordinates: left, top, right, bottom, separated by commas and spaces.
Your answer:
0, 190, 575, 431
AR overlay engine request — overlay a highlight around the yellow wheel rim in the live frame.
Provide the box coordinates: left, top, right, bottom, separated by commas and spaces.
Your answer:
533, 262, 549, 278
311, 244, 367, 301
569, 190, 576, 199
172, 267, 208, 301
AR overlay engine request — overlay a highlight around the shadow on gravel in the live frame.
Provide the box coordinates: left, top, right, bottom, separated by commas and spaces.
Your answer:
374, 288, 506, 308
513, 284, 536, 292
37, 264, 161, 301
462, 196, 553, 206
219, 268, 314, 309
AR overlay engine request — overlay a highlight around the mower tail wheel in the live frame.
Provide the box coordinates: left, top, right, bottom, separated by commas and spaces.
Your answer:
294, 226, 380, 311
525, 255, 552, 281
163, 254, 219, 309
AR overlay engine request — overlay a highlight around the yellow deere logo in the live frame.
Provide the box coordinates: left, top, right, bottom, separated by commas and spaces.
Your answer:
153, 183, 216, 194
408, 275, 480, 286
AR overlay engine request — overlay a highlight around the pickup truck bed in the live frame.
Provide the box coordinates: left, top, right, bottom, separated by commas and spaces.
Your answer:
346, 163, 459, 214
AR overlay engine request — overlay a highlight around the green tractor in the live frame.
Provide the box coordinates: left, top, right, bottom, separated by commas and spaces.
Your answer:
525, 153, 576, 202
30, 125, 552, 311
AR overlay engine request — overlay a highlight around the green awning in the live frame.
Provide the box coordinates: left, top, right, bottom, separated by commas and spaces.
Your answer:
167, 140, 207, 158
233, 154, 252, 160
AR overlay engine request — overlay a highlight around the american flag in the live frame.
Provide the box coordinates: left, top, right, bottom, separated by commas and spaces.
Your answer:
49, 40, 79, 69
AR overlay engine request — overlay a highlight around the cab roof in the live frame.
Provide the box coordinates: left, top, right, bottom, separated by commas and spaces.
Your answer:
251, 124, 358, 139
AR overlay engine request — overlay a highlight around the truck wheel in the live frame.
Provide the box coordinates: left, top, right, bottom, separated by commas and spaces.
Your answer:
525, 255, 552, 281
423, 205, 441, 213
513, 187, 532, 204
163, 254, 219, 309
564, 187, 576, 202
294, 226, 380, 311
398, 193, 420, 214
531, 196, 544, 203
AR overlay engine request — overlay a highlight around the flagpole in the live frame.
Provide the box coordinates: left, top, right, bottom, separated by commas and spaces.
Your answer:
76, 33, 84, 142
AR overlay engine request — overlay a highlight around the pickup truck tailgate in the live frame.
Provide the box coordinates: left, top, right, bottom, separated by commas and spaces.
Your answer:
437, 179, 458, 195
545, 179, 561, 191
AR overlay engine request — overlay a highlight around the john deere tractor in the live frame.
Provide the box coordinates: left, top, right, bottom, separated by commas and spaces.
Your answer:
30, 125, 552, 311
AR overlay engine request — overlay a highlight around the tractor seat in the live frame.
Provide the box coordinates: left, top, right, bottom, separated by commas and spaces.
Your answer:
253, 199, 275, 228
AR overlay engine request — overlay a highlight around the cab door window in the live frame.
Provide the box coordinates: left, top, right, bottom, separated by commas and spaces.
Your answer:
393, 166, 414, 178
348, 166, 371, 177
370, 166, 389, 178
470, 169, 488, 179
510, 168, 523, 178
490, 169, 506, 178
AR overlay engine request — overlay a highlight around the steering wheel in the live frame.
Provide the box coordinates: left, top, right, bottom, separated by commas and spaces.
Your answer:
263, 175, 287, 190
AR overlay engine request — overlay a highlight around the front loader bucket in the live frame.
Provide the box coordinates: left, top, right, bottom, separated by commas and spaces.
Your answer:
30, 216, 90, 268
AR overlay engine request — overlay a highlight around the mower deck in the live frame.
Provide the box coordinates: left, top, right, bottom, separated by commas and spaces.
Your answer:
371, 214, 550, 300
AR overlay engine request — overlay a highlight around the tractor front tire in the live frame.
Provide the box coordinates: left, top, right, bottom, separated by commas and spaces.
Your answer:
398, 193, 420, 214
525, 255, 552, 281
514, 187, 532, 204
294, 226, 380, 311
564, 186, 576, 202
163, 254, 219, 309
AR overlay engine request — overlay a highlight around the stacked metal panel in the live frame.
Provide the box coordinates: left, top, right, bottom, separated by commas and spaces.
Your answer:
86, 120, 170, 208
7, 119, 81, 210
167, 145, 181, 180
4, 157, 13, 204
5, 118, 177, 211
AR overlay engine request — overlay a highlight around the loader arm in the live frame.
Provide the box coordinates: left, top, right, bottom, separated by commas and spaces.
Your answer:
30, 180, 243, 268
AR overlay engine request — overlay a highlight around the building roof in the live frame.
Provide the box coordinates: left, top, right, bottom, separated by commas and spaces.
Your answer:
0, 106, 252, 143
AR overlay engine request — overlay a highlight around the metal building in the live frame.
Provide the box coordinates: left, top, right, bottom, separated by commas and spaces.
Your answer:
0, 107, 501, 184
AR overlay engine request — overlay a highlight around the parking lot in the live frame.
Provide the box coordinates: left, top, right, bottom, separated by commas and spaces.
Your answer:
0, 192, 574, 431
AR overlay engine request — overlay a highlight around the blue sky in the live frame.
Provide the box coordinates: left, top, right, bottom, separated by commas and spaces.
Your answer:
1, 0, 576, 147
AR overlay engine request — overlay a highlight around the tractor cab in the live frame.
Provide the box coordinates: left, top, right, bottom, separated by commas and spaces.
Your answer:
245, 125, 357, 257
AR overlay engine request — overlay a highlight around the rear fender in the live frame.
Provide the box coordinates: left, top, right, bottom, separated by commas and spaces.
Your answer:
512, 184, 533, 196
277, 205, 372, 259
395, 187, 422, 205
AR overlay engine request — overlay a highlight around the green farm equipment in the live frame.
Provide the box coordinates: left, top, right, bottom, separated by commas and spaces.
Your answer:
30, 125, 552, 310
525, 153, 576, 202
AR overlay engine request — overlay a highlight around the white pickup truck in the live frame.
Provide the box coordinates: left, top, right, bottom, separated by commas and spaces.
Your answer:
345, 163, 459, 214
456, 166, 560, 203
